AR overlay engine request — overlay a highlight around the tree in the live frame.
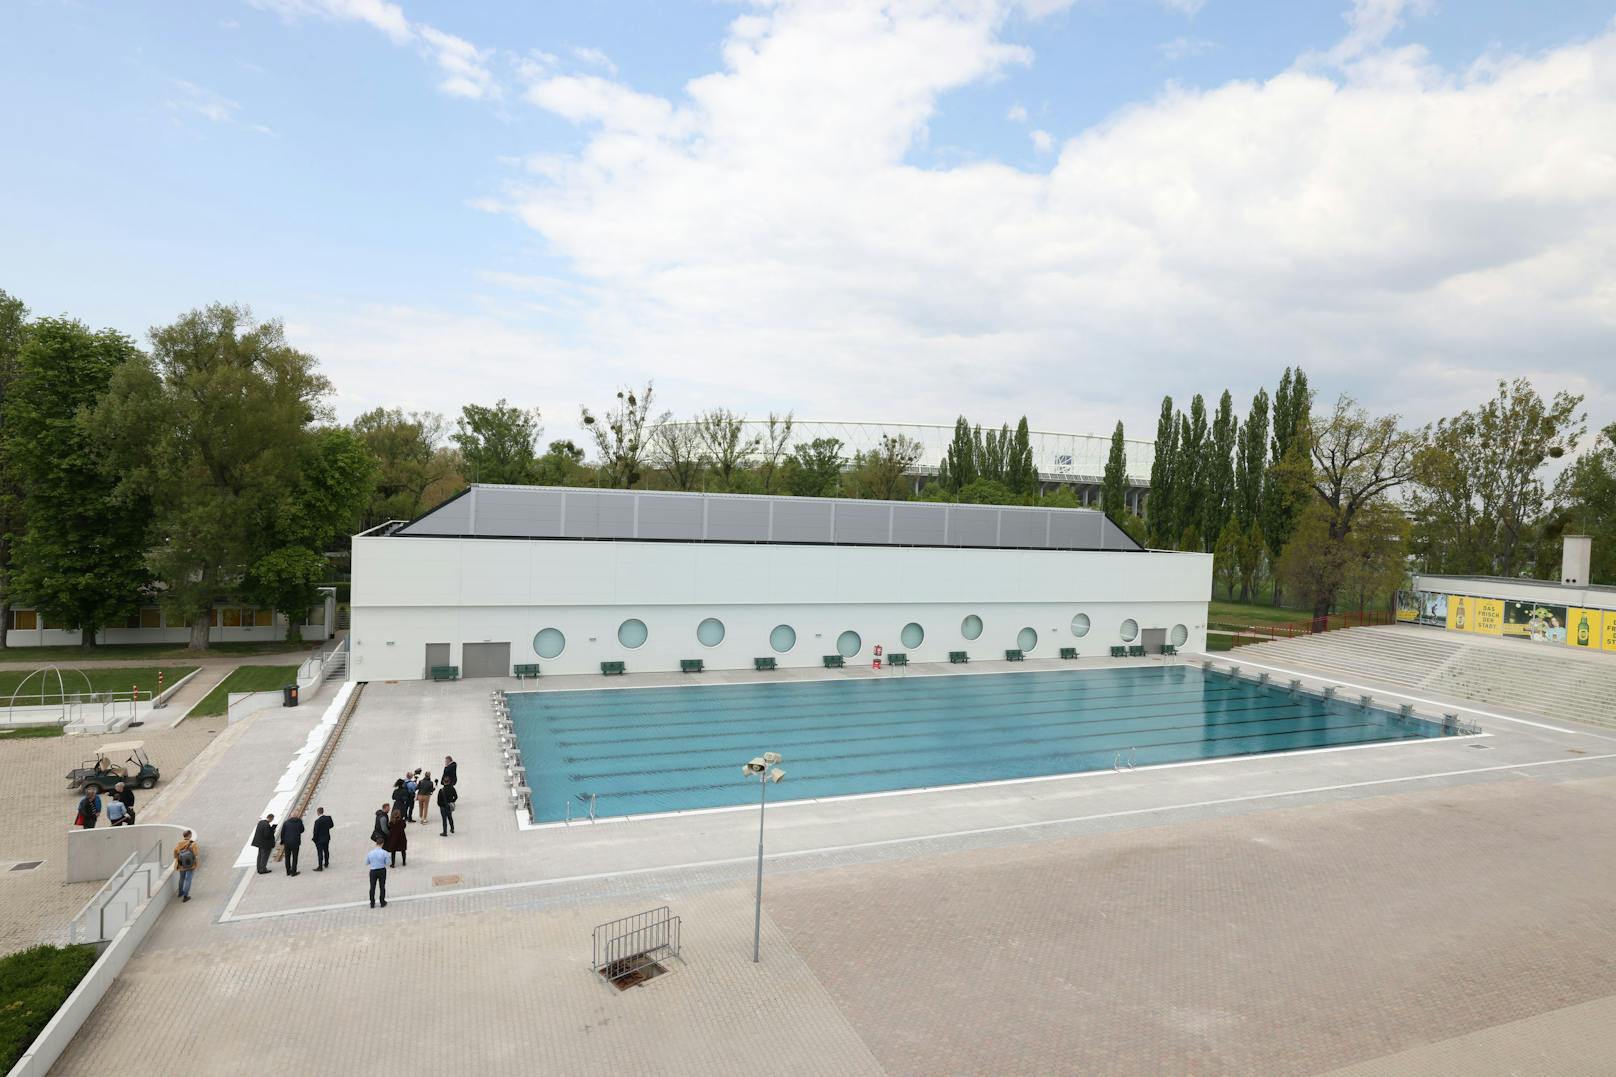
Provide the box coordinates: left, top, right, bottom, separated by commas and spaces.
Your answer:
245, 426, 374, 640
1278, 498, 1408, 618
1545, 421, 1616, 584
534, 439, 586, 486
653, 422, 704, 491
787, 437, 844, 497
756, 413, 794, 493
5, 318, 150, 647
1236, 520, 1267, 603
452, 399, 540, 485
1213, 517, 1243, 599
1102, 421, 1128, 519
978, 424, 1011, 485
351, 408, 451, 527
938, 416, 977, 494
1302, 395, 1419, 620
0, 288, 30, 649
1408, 378, 1584, 576
1234, 388, 1269, 528
957, 478, 1017, 505
582, 383, 663, 488
1262, 368, 1313, 602
95, 303, 334, 650
845, 434, 923, 501
1008, 417, 1038, 496
1203, 390, 1237, 548
1147, 396, 1177, 547
696, 408, 761, 489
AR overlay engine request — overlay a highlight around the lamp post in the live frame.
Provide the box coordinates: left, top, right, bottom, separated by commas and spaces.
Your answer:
742, 752, 784, 963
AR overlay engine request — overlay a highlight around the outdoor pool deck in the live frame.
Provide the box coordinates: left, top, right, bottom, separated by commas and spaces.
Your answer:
44, 654, 1616, 1076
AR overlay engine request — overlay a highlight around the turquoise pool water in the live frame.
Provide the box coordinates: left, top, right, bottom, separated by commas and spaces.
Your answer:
510, 667, 1455, 823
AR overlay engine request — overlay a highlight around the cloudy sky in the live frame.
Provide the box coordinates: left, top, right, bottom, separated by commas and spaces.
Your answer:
3, 0, 1613, 447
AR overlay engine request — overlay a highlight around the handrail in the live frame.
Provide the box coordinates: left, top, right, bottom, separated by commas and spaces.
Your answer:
1208, 609, 1399, 648
69, 839, 162, 944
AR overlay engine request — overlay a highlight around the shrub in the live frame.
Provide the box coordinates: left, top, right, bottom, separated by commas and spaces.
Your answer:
0, 944, 99, 1070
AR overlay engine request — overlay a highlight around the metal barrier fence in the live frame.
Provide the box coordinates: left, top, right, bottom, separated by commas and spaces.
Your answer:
1207, 608, 1399, 650
592, 907, 681, 982
67, 839, 163, 944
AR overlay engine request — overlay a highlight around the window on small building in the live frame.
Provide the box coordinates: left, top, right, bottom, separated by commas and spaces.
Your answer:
41, 614, 69, 631
126, 613, 143, 629
253, 609, 274, 627
140, 608, 162, 629
307, 605, 326, 626
12, 610, 38, 630
222, 608, 242, 627
209, 608, 219, 627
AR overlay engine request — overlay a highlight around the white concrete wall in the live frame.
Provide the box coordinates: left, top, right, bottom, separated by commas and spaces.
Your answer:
1413, 574, 1614, 613
352, 536, 1212, 680
64, 824, 191, 884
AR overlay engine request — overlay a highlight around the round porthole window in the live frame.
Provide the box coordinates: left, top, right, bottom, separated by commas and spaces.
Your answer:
533, 628, 565, 659
901, 622, 924, 648
1170, 623, 1189, 647
770, 624, 796, 653
617, 618, 648, 649
697, 617, 725, 647
1071, 613, 1091, 637
837, 630, 862, 657
1017, 627, 1038, 652
961, 614, 983, 640
1119, 618, 1139, 642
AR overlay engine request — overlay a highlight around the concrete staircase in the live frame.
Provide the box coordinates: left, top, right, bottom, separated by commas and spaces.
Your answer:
1233, 625, 1616, 730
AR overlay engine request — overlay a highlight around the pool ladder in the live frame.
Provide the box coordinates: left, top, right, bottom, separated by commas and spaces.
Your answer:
1113, 748, 1136, 772
567, 792, 597, 824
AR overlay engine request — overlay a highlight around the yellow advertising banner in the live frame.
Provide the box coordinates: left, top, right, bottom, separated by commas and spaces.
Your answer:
1604, 611, 1616, 652
1567, 607, 1605, 652
1446, 595, 1473, 633
1471, 598, 1504, 636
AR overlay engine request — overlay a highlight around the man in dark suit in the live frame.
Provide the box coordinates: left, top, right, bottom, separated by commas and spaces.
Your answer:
442, 755, 458, 788
113, 782, 136, 823
279, 810, 306, 876
252, 814, 277, 874
311, 806, 334, 871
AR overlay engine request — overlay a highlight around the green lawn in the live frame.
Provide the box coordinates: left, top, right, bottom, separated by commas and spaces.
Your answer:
1208, 599, 1310, 627
0, 667, 196, 705
189, 665, 301, 718
0, 944, 98, 1070
0, 640, 321, 663
0, 724, 65, 739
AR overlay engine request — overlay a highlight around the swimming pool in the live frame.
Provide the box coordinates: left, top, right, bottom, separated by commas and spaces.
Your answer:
510, 667, 1458, 823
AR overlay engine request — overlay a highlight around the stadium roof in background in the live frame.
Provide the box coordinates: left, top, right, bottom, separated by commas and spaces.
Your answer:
382, 485, 1147, 553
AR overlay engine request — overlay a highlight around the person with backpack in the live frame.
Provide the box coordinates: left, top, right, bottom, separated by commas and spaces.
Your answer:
311, 807, 333, 871
403, 772, 418, 821
415, 771, 435, 824
391, 779, 412, 822
76, 790, 103, 829
173, 831, 199, 902
437, 779, 458, 836
372, 803, 391, 845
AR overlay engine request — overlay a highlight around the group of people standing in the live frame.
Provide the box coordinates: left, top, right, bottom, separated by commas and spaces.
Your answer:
366, 755, 459, 907
74, 781, 137, 828
250, 806, 336, 876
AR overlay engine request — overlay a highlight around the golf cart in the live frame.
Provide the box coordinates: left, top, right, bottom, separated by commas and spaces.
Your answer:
66, 740, 159, 794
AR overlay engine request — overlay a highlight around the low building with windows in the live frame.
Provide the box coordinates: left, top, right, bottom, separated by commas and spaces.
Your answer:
3, 590, 338, 647
350, 485, 1211, 681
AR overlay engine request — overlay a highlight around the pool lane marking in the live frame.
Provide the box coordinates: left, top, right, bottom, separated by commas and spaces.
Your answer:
217, 748, 1614, 925
1207, 655, 1606, 737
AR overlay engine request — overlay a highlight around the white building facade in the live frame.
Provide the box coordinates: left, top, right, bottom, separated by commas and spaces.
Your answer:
351, 486, 1211, 681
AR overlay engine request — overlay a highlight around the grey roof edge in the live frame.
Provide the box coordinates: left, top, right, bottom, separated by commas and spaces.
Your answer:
1413, 573, 1616, 596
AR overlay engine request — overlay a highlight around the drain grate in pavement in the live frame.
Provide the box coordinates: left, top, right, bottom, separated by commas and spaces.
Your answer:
600, 955, 668, 990
431, 874, 462, 887
9, 861, 43, 872
1468, 744, 1494, 750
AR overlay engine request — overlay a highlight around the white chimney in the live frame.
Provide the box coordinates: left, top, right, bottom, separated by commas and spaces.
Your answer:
1562, 534, 1592, 586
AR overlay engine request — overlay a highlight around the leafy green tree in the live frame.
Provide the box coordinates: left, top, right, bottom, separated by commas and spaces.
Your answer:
653, 422, 704, 491
1147, 396, 1177, 547
1540, 421, 1616, 584
1213, 517, 1243, 599
1234, 388, 1269, 528
534, 439, 587, 486
1408, 378, 1584, 576
1236, 520, 1267, 603
756, 413, 794, 493
845, 434, 923, 501
0, 288, 30, 649
582, 383, 663, 488
1008, 417, 1038, 496
1203, 390, 1237, 547
696, 408, 761, 489
452, 399, 540, 485
977, 423, 1010, 485
1102, 421, 1128, 519
5, 318, 150, 647
787, 437, 844, 497
937, 416, 977, 494
1262, 368, 1313, 601
1039, 487, 1080, 509
1112, 508, 1149, 547
95, 303, 334, 650
1172, 395, 1208, 551
957, 478, 1018, 505
351, 408, 451, 527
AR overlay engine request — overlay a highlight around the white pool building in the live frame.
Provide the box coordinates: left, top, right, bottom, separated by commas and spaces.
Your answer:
349, 485, 1212, 681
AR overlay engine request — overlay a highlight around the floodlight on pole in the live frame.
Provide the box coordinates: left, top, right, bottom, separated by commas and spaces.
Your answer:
744, 751, 785, 963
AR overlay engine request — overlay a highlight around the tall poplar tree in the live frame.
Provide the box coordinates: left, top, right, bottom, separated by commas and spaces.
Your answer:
1174, 395, 1209, 550
1102, 421, 1128, 518
1147, 396, 1177, 546
1234, 388, 1269, 528
937, 416, 977, 493
1008, 417, 1037, 496
6, 318, 150, 647
1203, 390, 1237, 547
1262, 367, 1313, 592
0, 288, 29, 649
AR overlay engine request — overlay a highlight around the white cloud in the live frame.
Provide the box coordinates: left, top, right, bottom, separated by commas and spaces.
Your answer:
1158, 35, 1216, 61
169, 79, 240, 123
572, 46, 617, 74
1007, 103, 1028, 123
249, 0, 495, 98
1030, 128, 1053, 152
438, 0, 1616, 438
1159, 0, 1206, 14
